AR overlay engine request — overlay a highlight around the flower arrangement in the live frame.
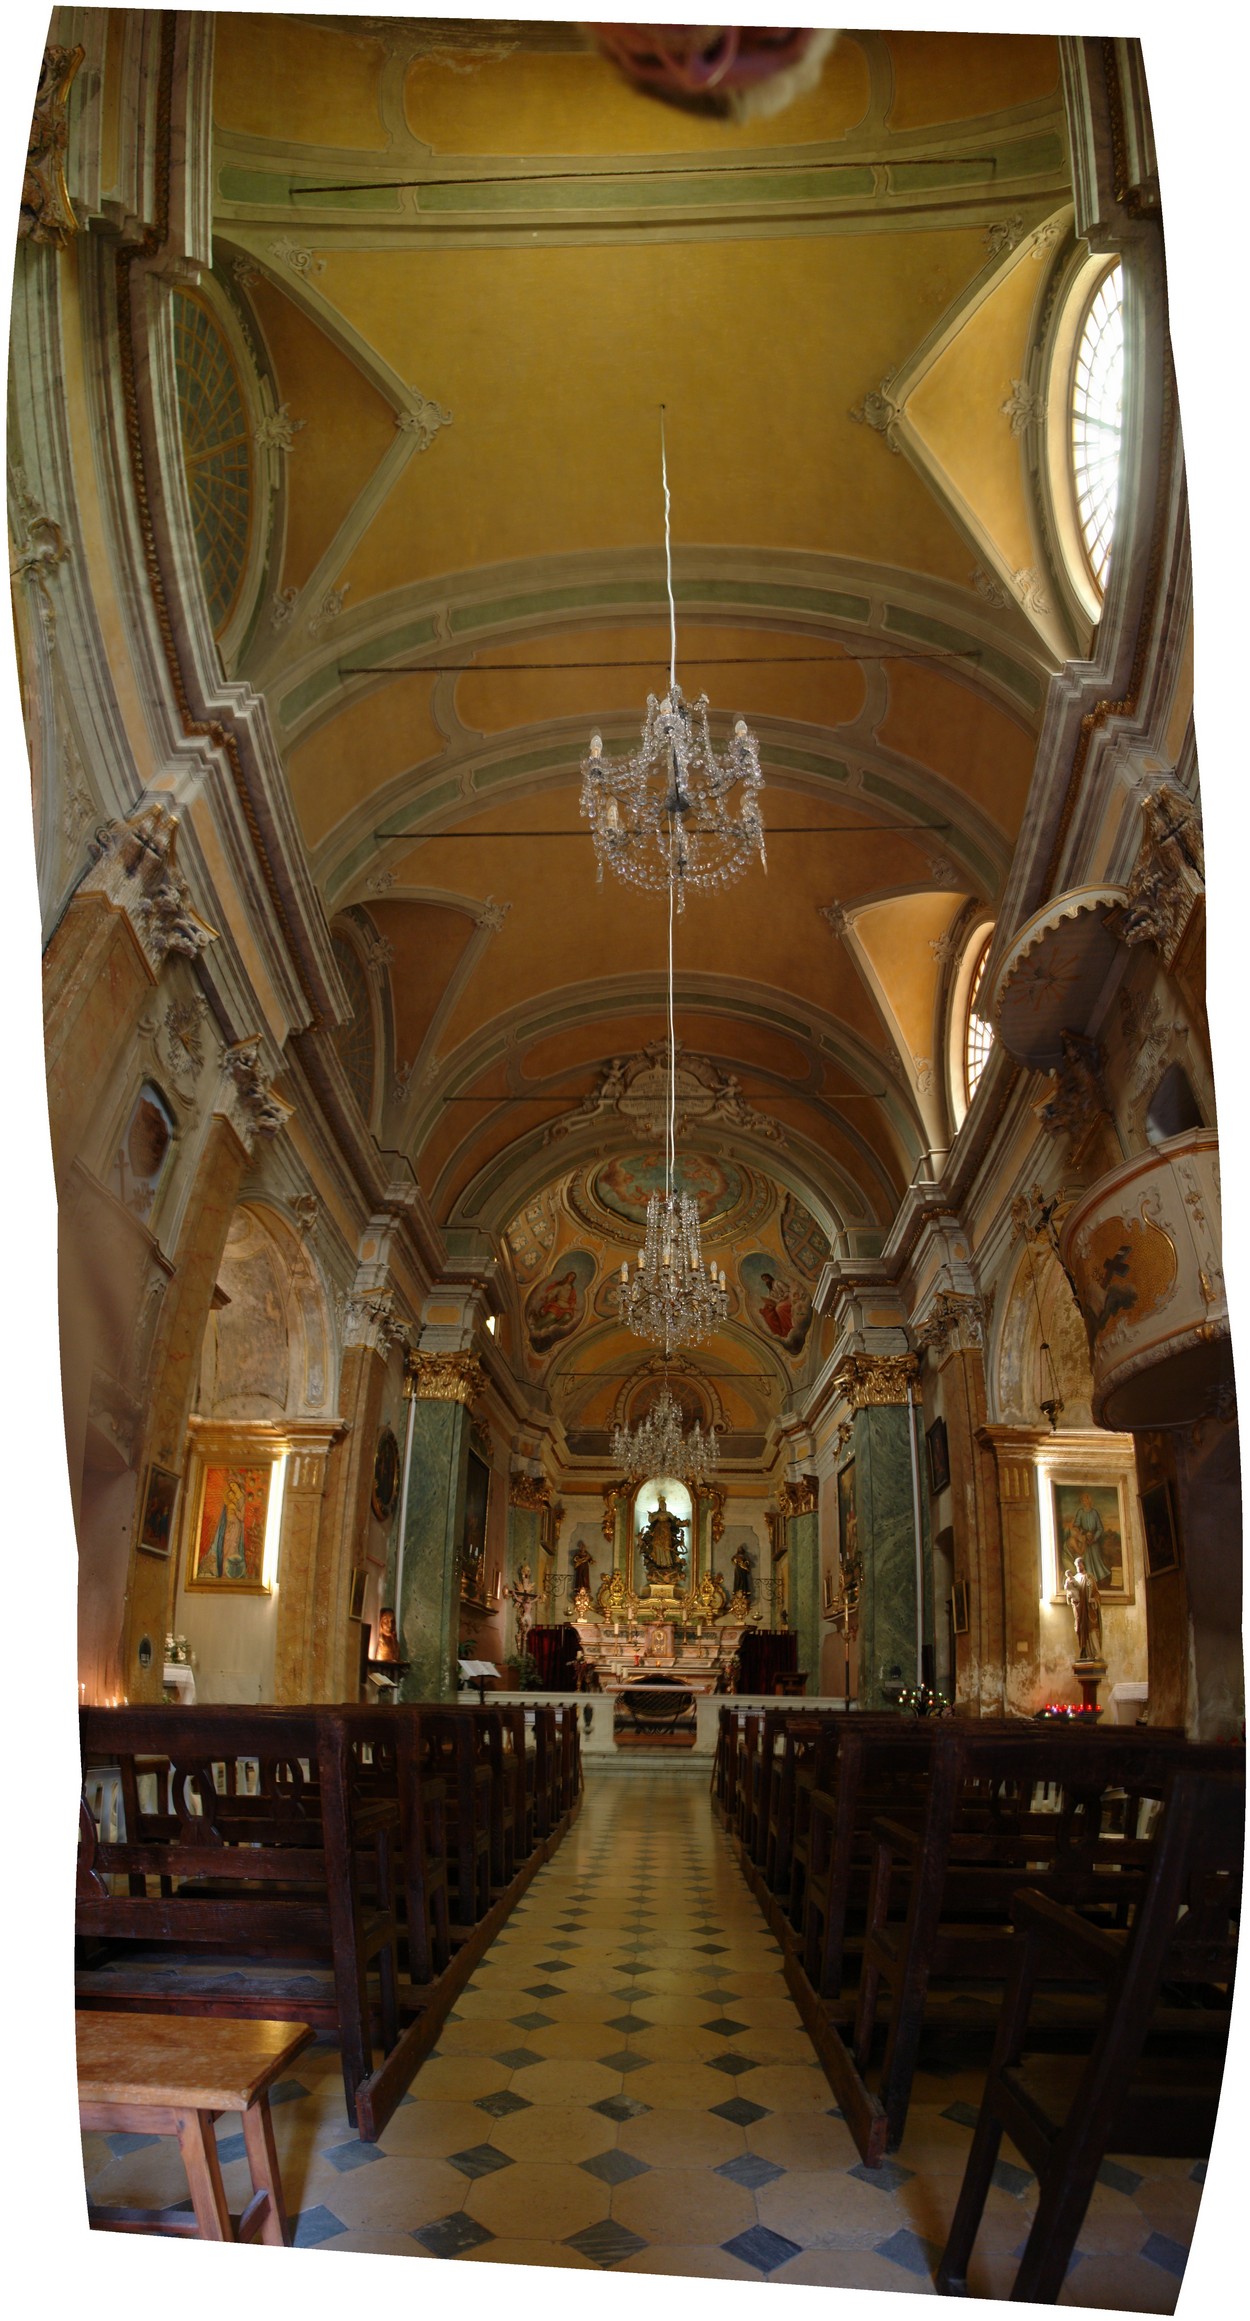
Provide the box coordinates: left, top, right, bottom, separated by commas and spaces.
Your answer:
164, 1632, 195, 1666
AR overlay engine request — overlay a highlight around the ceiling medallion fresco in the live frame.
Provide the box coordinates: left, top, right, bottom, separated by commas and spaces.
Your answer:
568, 1150, 770, 1244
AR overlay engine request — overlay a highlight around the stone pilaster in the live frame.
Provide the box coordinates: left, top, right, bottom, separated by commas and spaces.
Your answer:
309, 1339, 392, 1700
976, 1429, 1041, 1717
394, 1352, 484, 1701
913, 1299, 1008, 1715
272, 1429, 343, 1702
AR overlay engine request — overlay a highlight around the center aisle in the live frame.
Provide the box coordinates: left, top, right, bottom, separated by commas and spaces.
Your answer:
283, 1767, 989, 2284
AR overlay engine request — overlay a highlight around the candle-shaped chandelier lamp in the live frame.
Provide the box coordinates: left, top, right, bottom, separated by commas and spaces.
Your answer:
580, 411, 766, 913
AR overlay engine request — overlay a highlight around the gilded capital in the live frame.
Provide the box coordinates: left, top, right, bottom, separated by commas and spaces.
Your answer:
508, 1471, 552, 1511
778, 1473, 819, 1519
834, 1350, 920, 1409
405, 1350, 486, 1404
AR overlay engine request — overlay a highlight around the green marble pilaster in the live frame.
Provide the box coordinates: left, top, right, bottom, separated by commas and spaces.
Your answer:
854, 1403, 928, 1708
396, 1397, 470, 1702
789, 1507, 822, 1691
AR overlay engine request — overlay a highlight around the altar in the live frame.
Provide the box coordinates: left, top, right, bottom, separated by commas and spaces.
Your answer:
571, 1476, 752, 1694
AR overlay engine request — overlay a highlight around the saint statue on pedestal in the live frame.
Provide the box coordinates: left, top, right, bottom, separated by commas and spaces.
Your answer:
638, 1495, 687, 1588
1063, 1554, 1104, 1661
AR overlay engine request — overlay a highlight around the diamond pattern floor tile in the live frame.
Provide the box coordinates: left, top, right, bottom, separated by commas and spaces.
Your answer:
580, 2148, 651, 2186
716, 2153, 785, 2191
292, 2205, 348, 2248
564, 2219, 649, 2268
475, 2091, 532, 2118
874, 2226, 942, 2277
721, 2224, 802, 2274
324, 2139, 387, 2172
415, 2212, 495, 2259
447, 2144, 515, 2179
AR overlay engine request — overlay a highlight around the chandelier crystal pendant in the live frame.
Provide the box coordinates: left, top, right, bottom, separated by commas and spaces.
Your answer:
580, 411, 766, 914
611, 1384, 719, 1487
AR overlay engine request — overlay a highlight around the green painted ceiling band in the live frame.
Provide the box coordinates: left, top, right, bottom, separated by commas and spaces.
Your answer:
767, 748, 851, 780
220, 167, 401, 210
375, 777, 461, 834
472, 742, 585, 790
416, 166, 876, 215
451, 581, 665, 633
883, 604, 1040, 708
280, 662, 345, 726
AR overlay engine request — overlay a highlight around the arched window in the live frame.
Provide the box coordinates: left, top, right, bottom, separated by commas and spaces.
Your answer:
1070, 263, 1124, 597
963, 934, 995, 1108
947, 919, 996, 1133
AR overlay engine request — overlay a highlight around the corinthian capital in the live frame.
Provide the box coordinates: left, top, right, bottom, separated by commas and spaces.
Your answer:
404, 1350, 486, 1404
82, 803, 218, 978
833, 1350, 920, 1410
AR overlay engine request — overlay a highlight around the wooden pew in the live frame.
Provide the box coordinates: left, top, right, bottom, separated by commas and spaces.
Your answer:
847, 1726, 1237, 2161
935, 1763, 1244, 2301
78, 1704, 401, 2130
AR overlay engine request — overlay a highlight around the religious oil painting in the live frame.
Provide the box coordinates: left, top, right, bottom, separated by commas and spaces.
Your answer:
460, 1448, 491, 1603
136, 1463, 180, 1558
739, 1250, 814, 1356
591, 1148, 741, 1230
837, 1460, 859, 1584
524, 1247, 596, 1354
187, 1463, 271, 1592
1052, 1480, 1128, 1597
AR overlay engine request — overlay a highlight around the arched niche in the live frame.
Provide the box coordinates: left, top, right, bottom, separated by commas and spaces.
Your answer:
993, 1242, 1095, 1431
198, 1201, 333, 1422
630, 1476, 693, 1600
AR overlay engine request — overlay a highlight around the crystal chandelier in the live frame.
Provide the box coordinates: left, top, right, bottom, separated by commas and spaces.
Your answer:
580, 413, 766, 913
618, 1183, 729, 1354
611, 1385, 719, 1487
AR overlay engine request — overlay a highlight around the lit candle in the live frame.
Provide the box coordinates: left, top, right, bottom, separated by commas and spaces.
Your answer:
620, 1262, 628, 1284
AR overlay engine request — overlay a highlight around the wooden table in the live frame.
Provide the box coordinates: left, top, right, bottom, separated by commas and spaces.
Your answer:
77, 2012, 314, 2244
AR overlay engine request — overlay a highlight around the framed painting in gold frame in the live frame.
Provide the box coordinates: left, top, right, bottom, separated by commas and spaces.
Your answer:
186, 1462, 271, 1592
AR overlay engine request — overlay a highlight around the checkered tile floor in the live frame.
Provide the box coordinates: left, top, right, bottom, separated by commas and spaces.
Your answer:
80, 1772, 1203, 2297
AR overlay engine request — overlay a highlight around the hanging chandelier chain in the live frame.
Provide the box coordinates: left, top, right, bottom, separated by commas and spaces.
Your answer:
661, 403, 676, 695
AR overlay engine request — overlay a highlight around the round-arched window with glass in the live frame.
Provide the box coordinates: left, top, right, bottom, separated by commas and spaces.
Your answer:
963, 935, 994, 1109
1070, 263, 1124, 596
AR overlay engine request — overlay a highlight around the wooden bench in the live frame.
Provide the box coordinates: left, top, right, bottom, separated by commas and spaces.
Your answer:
78, 2011, 313, 2244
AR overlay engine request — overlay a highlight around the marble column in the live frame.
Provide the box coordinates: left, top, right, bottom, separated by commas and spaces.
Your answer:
977, 1429, 1040, 1716
394, 1353, 484, 1703
781, 1484, 821, 1691
833, 1354, 925, 1710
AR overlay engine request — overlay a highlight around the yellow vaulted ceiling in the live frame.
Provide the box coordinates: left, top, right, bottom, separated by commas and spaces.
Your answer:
205, 15, 1075, 1431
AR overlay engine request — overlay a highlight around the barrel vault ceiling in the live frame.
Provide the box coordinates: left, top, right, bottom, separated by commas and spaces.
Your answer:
190, 16, 1080, 1438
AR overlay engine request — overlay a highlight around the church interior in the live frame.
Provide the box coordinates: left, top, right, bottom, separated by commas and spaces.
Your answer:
12, 10, 1244, 2306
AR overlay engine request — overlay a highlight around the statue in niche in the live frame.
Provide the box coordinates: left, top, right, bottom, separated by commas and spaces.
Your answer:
731, 1543, 754, 1605
571, 1540, 594, 1598
374, 1607, 400, 1664
1063, 1555, 1104, 1662
638, 1495, 687, 1588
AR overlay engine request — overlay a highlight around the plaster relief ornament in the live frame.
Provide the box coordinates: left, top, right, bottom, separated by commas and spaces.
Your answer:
252, 403, 305, 453
83, 803, 218, 976
544, 1041, 781, 1145
396, 391, 452, 450
269, 237, 325, 278
849, 378, 903, 452
984, 214, 1025, 259
1001, 379, 1045, 436
223, 1035, 289, 1142
20, 42, 83, 246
